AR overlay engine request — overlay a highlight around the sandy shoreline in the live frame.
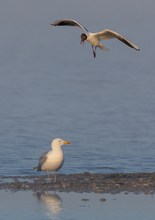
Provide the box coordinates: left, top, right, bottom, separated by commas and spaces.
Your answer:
1, 172, 155, 194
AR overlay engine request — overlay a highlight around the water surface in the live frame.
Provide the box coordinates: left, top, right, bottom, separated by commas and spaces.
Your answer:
0, 0, 155, 176
1, 191, 155, 220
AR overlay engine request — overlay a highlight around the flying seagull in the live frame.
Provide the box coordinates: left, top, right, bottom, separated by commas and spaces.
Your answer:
33, 138, 71, 183
51, 19, 140, 58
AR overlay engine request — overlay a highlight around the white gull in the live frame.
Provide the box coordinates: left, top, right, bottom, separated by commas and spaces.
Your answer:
51, 19, 140, 58
33, 138, 70, 183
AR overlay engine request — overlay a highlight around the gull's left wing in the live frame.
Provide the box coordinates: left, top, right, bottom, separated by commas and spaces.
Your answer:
95, 29, 140, 51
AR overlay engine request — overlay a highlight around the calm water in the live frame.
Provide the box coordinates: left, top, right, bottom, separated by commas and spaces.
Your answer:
0, 0, 155, 176
1, 191, 155, 220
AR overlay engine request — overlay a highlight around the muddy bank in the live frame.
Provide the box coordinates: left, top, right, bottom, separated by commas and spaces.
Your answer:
1, 173, 155, 194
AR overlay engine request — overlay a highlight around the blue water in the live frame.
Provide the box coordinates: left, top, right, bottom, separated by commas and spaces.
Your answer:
1, 191, 155, 220
0, 0, 155, 176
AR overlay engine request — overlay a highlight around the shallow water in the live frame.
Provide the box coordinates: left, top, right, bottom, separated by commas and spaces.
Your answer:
0, 191, 155, 220
0, 0, 155, 176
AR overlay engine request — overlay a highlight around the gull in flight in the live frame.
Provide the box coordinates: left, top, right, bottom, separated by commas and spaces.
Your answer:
51, 19, 140, 58
33, 138, 71, 183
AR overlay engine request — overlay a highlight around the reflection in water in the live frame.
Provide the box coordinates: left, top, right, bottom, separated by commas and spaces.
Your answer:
35, 192, 63, 217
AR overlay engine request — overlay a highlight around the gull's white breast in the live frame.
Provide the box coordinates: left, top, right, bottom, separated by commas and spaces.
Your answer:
87, 33, 100, 47
41, 150, 64, 171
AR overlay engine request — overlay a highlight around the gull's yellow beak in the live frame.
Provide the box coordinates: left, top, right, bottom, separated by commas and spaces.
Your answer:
63, 140, 71, 145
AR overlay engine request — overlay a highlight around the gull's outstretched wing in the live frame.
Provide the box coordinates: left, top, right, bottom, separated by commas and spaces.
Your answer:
51, 19, 88, 32
95, 29, 140, 51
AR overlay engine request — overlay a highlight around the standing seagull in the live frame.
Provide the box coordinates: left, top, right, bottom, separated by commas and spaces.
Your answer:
33, 138, 71, 183
51, 19, 140, 58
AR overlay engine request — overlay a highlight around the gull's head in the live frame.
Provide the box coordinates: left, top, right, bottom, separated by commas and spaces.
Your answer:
51, 138, 71, 150
80, 33, 87, 45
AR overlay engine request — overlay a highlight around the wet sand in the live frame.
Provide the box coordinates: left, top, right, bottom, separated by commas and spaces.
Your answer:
1, 172, 155, 194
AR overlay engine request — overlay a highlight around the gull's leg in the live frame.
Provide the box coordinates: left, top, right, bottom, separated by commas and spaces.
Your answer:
47, 171, 50, 182
54, 171, 57, 183
92, 46, 96, 58
94, 47, 97, 57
